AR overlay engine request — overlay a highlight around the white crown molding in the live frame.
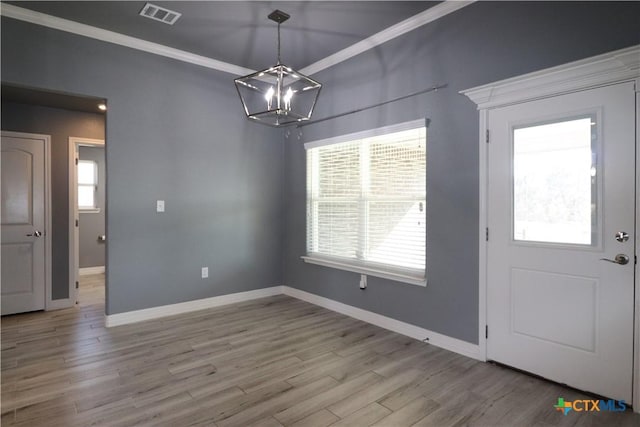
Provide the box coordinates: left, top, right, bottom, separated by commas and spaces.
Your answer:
282, 286, 483, 361
299, 1, 476, 76
0, 3, 255, 76
461, 44, 640, 109
1, 2, 473, 78
105, 286, 284, 327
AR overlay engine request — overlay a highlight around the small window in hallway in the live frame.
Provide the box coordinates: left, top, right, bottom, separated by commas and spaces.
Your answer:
78, 160, 98, 210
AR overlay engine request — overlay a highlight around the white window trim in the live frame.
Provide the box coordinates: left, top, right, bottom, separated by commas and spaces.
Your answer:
79, 208, 101, 214
302, 255, 427, 286
303, 118, 428, 287
304, 118, 427, 150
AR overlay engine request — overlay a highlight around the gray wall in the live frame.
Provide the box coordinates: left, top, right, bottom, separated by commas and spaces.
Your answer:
283, 1, 640, 344
1, 102, 105, 299
3, 2, 638, 337
2, 16, 284, 314
78, 146, 105, 268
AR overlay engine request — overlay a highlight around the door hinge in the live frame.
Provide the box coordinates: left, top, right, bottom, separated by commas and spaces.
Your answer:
75, 219, 79, 227
75, 158, 79, 165
485, 227, 489, 241
485, 129, 490, 143
485, 325, 489, 339
75, 281, 79, 289
635, 255, 637, 265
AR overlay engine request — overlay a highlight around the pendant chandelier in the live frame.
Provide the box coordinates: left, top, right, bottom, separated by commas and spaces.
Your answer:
234, 10, 322, 127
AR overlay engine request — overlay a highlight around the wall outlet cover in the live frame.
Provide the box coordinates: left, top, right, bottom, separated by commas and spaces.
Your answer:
156, 200, 165, 212
201, 267, 209, 278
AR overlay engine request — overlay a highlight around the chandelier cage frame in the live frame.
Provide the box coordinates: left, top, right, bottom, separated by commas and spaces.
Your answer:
234, 10, 322, 127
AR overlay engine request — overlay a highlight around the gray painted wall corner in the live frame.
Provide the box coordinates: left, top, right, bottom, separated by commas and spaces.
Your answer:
282, 1, 640, 345
2, 17, 285, 314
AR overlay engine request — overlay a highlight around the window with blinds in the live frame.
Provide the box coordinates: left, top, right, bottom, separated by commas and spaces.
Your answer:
305, 120, 426, 285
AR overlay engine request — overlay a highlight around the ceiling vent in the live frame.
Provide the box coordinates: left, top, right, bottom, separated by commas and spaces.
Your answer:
139, 3, 181, 25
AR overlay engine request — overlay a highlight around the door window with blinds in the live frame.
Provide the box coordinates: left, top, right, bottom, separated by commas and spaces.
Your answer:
304, 120, 427, 285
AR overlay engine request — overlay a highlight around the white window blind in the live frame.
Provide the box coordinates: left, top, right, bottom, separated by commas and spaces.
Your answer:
305, 120, 426, 284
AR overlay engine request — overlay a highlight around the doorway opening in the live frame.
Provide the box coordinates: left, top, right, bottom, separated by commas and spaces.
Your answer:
69, 138, 105, 307
461, 45, 640, 411
1, 83, 107, 314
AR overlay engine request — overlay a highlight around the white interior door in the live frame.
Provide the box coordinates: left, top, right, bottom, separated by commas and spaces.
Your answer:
1, 133, 47, 315
486, 82, 635, 402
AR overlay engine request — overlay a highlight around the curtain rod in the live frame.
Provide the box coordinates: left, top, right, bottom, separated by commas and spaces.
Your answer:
296, 84, 447, 128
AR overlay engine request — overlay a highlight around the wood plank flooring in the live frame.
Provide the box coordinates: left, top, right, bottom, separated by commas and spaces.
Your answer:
2, 274, 638, 426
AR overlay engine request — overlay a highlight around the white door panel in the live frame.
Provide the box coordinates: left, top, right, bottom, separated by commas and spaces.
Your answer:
1, 134, 47, 315
487, 82, 635, 402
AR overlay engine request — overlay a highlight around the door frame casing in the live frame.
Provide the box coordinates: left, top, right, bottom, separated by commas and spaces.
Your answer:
68, 137, 105, 305
1, 131, 54, 310
634, 79, 640, 414
461, 45, 640, 411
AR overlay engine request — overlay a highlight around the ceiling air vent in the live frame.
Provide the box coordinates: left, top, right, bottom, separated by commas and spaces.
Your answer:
139, 3, 181, 25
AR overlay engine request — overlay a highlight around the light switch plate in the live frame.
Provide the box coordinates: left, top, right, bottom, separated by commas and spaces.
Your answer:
201, 267, 209, 278
156, 200, 165, 212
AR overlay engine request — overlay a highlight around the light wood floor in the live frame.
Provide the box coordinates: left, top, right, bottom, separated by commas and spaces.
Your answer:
1, 274, 638, 426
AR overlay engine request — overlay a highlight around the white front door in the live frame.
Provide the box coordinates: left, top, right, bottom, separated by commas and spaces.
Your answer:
486, 82, 635, 402
1, 133, 48, 315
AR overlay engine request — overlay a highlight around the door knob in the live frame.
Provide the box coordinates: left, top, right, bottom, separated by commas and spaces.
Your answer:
600, 254, 629, 265
26, 230, 42, 237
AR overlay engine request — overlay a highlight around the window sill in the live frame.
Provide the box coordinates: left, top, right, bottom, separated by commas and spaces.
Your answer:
79, 208, 101, 214
301, 256, 427, 287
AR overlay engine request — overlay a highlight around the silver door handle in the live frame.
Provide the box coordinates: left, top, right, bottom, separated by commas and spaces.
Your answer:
600, 254, 629, 265
26, 230, 42, 237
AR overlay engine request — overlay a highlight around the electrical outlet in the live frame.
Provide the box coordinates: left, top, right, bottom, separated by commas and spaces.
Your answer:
156, 200, 165, 212
201, 267, 208, 279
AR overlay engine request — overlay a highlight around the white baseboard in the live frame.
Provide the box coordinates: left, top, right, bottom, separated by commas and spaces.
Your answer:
105, 286, 284, 327
103, 283, 482, 362
79, 266, 105, 276
282, 286, 483, 361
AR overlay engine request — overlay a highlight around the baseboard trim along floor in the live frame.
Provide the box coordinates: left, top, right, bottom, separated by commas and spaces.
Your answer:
105, 286, 284, 327
281, 287, 483, 361
105, 285, 483, 361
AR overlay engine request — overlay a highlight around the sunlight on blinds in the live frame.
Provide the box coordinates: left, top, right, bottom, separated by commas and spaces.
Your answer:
306, 123, 426, 279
